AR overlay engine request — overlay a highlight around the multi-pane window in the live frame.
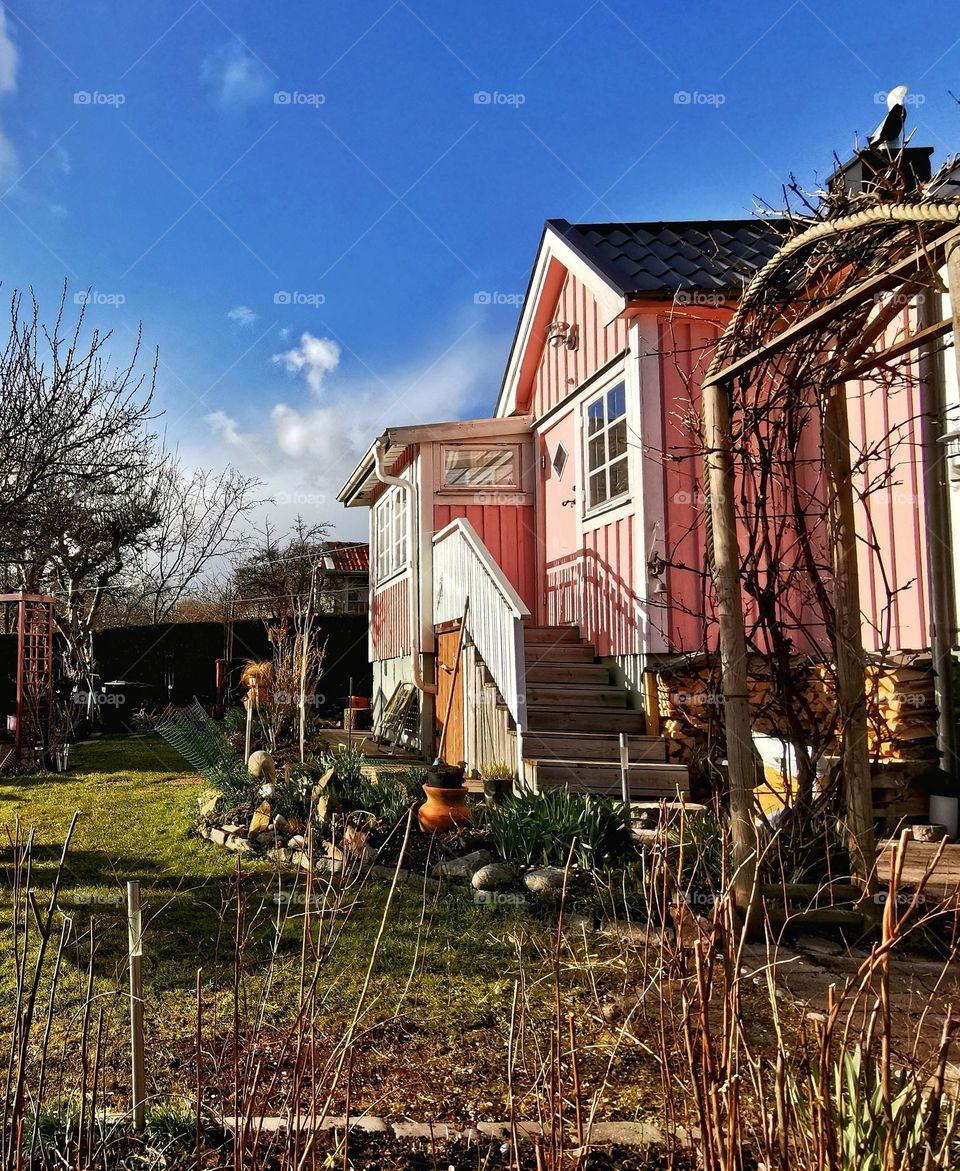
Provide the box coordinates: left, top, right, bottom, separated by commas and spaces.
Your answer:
442, 446, 519, 489
586, 383, 628, 510
375, 487, 408, 580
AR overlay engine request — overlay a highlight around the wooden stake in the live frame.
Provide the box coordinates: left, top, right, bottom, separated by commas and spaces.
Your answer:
127, 880, 145, 1131
702, 376, 758, 921
619, 733, 630, 806
822, 383, 877, 893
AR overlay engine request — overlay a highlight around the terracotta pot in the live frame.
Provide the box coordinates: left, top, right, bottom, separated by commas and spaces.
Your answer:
418, 783, 472, 833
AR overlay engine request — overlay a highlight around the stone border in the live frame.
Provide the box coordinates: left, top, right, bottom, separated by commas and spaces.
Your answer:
219, 1115, 673, 1147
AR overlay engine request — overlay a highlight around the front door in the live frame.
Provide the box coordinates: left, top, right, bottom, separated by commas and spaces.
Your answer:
538, 411, 580, 625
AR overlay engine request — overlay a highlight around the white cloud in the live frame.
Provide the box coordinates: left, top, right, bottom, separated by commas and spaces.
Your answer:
202, 41, 270, 109
227, 304, 258, 327
0, 7, 17, 95
194, 328, 505, 539
272, 332, 340, 395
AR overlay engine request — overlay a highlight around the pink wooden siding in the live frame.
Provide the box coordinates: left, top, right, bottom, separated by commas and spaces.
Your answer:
580, 513, 639, 657
659, 316, 717, 653
849, 340, 928, 652
371, 574, 411, 661
433, 503, 537, 613
529, 272, 628, 418
658, 309, 931, 657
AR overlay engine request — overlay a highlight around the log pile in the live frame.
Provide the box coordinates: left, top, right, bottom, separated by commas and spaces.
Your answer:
655, 656, 939, 769
865, 662, 938, 763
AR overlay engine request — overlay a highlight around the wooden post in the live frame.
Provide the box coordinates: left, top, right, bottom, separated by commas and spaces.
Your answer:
822, 383, 877, 893
127, 880, 146, 1131
619, 733, 630, 806
702, 376, 759, 920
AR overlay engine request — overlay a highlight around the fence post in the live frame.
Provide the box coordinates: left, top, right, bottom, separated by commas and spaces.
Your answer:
127, 880, 145, 1131
619, 733, 630, 807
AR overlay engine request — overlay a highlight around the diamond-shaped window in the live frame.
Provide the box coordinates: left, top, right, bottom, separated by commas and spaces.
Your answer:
552, 443, 568, 477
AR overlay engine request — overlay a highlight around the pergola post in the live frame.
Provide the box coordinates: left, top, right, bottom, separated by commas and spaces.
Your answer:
702, 375, 759, 920
822, 383, 877, 892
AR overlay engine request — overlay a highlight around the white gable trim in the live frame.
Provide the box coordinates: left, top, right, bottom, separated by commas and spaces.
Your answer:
494, 224, 627, 420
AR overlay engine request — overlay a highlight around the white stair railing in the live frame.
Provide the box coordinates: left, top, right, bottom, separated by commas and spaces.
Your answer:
433, 518, 529, 777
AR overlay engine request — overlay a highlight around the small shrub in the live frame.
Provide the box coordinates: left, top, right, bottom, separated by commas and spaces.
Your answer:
484, 785, 633, 869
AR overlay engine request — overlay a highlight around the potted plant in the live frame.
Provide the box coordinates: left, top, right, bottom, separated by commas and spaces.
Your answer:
478, 760, 515, 805
418, 762, 472, 832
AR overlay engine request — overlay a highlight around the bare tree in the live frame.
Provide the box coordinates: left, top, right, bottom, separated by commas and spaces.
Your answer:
118, 460, 264, 624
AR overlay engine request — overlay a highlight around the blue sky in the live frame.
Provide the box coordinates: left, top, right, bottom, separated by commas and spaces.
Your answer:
3, 1, 960, 537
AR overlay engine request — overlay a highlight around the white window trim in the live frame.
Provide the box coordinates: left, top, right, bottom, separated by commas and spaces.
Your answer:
374, 484, 409, 585
582, 379, 629, 520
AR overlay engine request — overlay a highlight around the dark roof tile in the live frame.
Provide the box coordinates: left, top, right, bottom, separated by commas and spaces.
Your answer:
549, 217, 784, 297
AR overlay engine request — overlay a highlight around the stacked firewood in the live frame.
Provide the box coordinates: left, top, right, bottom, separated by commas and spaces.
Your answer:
655, 657, 939, 767
865, 662, 938, 762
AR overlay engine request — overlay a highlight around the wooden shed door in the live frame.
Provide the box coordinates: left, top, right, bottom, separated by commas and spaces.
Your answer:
435, 627, 465, 766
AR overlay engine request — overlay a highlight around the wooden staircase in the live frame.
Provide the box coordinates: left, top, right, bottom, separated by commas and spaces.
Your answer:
510, 624, 688, 800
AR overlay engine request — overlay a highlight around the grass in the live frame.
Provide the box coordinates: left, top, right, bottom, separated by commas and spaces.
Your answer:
0, 735, 660, 1121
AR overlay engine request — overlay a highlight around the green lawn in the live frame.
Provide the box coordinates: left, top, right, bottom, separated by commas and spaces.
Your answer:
0, 735, 654, 1121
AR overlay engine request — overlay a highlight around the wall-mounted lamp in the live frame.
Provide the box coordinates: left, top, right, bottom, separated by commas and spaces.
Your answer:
546, 320, 580, 350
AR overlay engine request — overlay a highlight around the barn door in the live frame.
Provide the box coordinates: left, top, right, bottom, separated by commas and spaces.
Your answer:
434, 626, 465, 766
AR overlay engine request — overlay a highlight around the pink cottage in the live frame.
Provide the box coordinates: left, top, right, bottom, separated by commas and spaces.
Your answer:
337, 213, 941, 798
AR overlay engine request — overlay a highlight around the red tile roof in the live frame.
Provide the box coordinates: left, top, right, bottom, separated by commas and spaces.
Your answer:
322, 542, 369, 573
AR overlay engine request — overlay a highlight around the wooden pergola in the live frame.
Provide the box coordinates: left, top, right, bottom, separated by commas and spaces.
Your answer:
701, 197, 960, 917
1, 592, 55, 766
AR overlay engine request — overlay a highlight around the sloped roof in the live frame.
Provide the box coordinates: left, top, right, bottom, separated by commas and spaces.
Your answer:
547, 217, 785, 297
322, 542, 369, 573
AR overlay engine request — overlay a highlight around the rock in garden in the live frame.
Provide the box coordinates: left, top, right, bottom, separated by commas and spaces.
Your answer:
247, 750, 276, 784
433, 849, 492, 879
198, 789, 223, 819
471, 862, 516, 890
287, 834, 306, 849
249, 801, 273, 834
523, 866, 566, 895
273, 813, 288, 833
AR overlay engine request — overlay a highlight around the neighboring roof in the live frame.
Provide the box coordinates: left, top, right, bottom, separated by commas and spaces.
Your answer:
322, 542, 369, 573
546, 217, 786, 297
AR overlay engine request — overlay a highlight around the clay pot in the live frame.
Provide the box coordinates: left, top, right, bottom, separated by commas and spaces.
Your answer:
418, 783, 472, 833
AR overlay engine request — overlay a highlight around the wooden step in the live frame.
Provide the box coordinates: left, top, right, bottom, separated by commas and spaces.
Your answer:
534, 760, 689, 799
521, 731, 668, 763
524, 643, 597, 664
524, 684, 627, 709
523, 625, 582, 644
525, 662, 610, 685
523, 706, 647, 732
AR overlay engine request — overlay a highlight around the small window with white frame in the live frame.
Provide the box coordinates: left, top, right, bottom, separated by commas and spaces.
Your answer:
374, 486, 408, 581
585, 382, 628, 511
440, 444, 520, 490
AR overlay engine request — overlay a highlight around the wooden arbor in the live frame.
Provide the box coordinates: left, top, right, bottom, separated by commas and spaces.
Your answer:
1, 592, 55, 765
702, 200, 960, 917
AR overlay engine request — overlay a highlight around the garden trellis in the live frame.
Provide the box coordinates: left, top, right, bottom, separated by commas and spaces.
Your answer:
699, 153, 960, 914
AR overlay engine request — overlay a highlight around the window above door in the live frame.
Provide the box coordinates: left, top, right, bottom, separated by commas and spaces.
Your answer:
440, 444, 521, 490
